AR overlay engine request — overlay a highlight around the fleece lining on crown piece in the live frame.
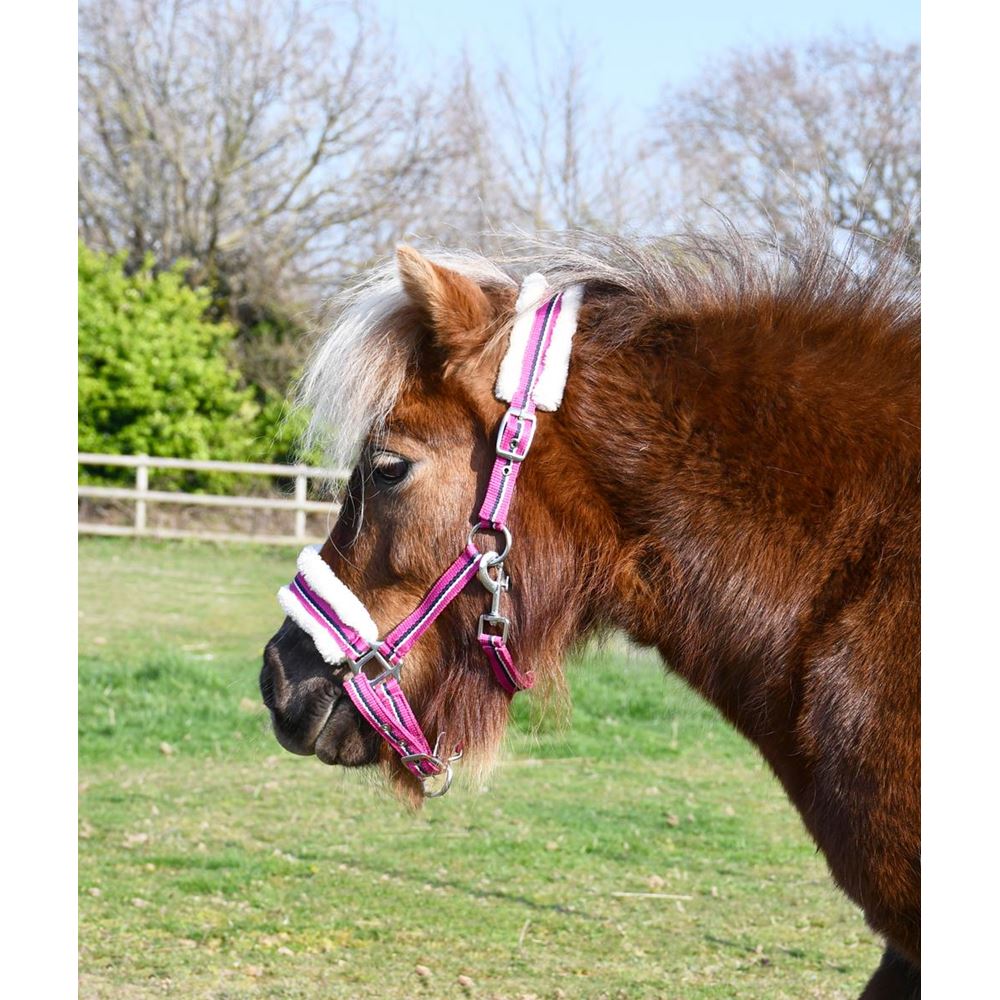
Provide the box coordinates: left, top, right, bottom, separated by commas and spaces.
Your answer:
495, 276, 583, 411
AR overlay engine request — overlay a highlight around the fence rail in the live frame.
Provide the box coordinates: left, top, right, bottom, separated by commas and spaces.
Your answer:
78, 453, 347, 546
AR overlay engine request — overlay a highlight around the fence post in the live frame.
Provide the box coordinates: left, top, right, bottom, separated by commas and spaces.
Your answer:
294, 469, 307, 540
135, 455, 148, 535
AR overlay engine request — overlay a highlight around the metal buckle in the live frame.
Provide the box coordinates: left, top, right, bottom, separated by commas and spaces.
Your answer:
478, 612, 510, 644
495, 406, 536, 462
477, 556, 511, 643
353, 646, 400, 686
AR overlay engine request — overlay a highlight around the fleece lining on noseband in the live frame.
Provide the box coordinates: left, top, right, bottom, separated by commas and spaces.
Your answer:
495, 275, 583, 411
277, 545, 379, 666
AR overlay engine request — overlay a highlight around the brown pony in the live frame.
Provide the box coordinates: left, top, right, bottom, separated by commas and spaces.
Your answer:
261, 234, 920, 999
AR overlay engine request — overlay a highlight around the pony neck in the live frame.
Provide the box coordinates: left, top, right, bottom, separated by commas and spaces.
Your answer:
559, 294, 919, 765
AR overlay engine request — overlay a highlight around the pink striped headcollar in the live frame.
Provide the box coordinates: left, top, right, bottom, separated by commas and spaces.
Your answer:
278, 274, 584, 796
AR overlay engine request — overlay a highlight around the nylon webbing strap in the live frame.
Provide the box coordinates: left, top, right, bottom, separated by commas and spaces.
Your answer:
478, 291, 565, 530
345, 674, 440, 778
376, 545, 482, 664
281, 548, 481, 781
478, 633, 534, 695
288, 572, 371, 661
342, 546, 480, 779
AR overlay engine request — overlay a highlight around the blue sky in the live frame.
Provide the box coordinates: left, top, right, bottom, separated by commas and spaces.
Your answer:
374, 0, 919, 122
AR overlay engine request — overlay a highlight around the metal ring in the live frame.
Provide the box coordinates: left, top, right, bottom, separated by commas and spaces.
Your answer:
467, 522, 512, 563
422, 763, 454, 798
399, 752, 455, 798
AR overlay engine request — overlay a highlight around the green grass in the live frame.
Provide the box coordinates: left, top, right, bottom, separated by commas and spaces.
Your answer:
79, 537, 881, 998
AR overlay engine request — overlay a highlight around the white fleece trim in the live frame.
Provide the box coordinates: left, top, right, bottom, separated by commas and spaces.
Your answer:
296, 546, 380, 641
276, 545, 379, 666
495, 272, 548, 404
494, 276, 583, 412
277, 585, 351, 666
531, 282, 583, 410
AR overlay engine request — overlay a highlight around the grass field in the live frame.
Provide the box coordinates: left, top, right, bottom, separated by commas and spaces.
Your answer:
79, 537, 881, 999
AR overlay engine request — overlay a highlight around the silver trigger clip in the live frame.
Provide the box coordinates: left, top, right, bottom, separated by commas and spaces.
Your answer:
477, 553, 511, 643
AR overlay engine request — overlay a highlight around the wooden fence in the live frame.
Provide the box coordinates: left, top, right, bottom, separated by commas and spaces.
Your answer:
78, 453, 347, 546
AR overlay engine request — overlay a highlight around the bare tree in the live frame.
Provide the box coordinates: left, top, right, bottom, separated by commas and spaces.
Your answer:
78, 0, 442, 313
647, 37, 920, 261
81, 2, 918, 307
395, 38, 645, 252
489, 36, 642, 236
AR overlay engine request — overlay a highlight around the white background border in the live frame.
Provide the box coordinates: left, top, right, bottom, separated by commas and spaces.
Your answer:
2, 1, 993, 993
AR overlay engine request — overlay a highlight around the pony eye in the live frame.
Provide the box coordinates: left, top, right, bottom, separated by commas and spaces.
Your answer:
371, 454, 411, 488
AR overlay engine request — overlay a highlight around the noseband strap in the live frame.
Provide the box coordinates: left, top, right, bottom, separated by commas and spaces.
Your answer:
277, 274, 582, 795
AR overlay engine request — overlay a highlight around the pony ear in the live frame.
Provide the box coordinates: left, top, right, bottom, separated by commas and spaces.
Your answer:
396, 246, 492, 356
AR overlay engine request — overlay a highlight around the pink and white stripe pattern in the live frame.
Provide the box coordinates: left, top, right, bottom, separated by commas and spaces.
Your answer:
278, 545, 482, 781
278, 545, 378, 667
479, 283, 582, 531
374, 545, 483, 664
478, 631, 534, 696
345, 674, 443, 779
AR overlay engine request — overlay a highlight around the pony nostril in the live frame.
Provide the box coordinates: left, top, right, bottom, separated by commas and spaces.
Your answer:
260, 668, 276, 710
260, 640, 288, 711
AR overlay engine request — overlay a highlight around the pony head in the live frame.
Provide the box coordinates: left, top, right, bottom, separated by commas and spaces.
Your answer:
260, 247, 603, 799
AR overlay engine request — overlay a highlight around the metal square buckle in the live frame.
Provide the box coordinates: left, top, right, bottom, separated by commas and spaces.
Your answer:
353, 647, 401, 686
495, 407, 536, 462
478, 613, 510, 645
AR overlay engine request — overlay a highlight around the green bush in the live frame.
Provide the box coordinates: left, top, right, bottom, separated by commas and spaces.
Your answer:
79, 243, 261, 490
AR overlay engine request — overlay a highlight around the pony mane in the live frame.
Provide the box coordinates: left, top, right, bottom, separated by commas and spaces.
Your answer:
510, 228, 919, 337
299, 229, 918, 470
